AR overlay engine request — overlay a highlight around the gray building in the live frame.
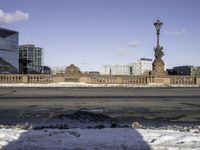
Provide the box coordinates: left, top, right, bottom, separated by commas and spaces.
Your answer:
167, 65, 200, 76
19, 44, 43, 74
168, 66, 195, 76
193, 66, 200, 76
43, 66, 51, 74
0, 27, 19, 73
100, 58, 152, 75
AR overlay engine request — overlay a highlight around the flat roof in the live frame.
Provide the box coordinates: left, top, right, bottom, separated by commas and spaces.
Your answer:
0, 27, 18, 38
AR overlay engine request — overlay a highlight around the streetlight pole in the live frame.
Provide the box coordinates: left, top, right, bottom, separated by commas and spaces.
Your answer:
151, 19, 167, 76
154, 19, 163, 48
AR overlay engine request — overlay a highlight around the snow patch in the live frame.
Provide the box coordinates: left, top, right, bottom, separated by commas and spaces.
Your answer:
0, 128, 200, 150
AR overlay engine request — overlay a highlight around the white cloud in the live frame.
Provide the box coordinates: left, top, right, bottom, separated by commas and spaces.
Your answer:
127, 41, 140, 47
0, 9, 29, 24
115, 49, 133, 56
164, 29, 186, 36
114, 40, 138, 56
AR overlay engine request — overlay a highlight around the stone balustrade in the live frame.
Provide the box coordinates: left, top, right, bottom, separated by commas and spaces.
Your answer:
0, 75, 23, 83
90, 75, 148, 84
90, 75, 118, 84
28, 75, 52, 83
0, 74, 200, 85
170, 76, 196, 85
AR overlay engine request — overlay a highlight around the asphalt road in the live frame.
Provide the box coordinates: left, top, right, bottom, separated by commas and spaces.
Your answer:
0, 87, 200, 125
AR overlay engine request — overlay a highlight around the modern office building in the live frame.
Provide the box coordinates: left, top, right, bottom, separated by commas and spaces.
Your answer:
19, 44, 43, 74
173, 66, 195, 76
194, 67, 200, 76
100, 65, 112, 75
0, 27, 19, 73
100, 64, 130, 75
51, 66, 65, 75
130, 58, 153, 75
100, 58, 152, 75
43, 66, 51, 74
167, 66, 200, 76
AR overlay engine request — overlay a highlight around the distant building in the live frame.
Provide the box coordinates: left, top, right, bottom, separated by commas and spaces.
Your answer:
166, 68, 177, 75
100, 58, 152, 75
100, 65, 112, 75
51, 66, 65, 75
43, 66, 51, 74
19, 44, 43, 74
168, 66, 195, 76
100, 64, 130, 75
0, 27, 19, 73
87, 71, 100, 75
168, 66, 200, 76
130, 58, 152, 75
194, 67, 200, 76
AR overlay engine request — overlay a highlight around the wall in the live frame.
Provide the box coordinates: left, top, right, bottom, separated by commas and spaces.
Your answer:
0, 74, 52, 84
0, 74, 200, 85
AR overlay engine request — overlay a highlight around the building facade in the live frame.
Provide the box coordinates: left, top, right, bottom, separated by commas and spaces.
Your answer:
0, 27, 19, 73
194, 67, 200, 76
167, 66, 200, 76
100, 64, 130, 75
43, 66, 51, 74
19, 44, 43, 74
100, 58, 152, 75
130, 58, 152, 75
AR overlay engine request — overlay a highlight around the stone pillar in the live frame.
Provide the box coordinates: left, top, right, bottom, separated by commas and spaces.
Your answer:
153, 76, 170, 84
52, 76, 65, 83
79, 77, 92, 83
22, 75, 28, 83
147, 76, 154, 84
117, 76, 123, 84
196, 77, 200, 85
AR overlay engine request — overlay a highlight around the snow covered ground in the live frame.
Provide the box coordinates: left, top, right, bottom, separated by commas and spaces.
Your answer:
0, 82, 199, 88
1, 128, 200, 150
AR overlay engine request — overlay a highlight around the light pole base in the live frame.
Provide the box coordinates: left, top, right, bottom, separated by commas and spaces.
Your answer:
150, 58, 167, 76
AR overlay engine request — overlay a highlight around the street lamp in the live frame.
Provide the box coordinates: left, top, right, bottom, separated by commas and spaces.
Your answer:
154, 19, 163, 47
151, 19, 167, 76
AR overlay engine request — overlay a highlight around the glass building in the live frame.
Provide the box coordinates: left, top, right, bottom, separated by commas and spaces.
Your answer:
0, 27, 19, 73
19, 44, 43, 74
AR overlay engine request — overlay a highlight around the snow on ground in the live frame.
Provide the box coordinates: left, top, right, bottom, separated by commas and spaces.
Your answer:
0, 128, 200, 150
0, 82, 199, 88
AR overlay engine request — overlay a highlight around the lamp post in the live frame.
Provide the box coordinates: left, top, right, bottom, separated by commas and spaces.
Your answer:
151, 19, 167, 75
153, 20, 164, 59
154, 19, 163, 47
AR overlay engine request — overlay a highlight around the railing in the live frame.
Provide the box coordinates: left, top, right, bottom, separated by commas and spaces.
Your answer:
90, 75, 148, 84
0, 74, 199, 85
0, 75, 23, 83
28, 75, 52, 83
170, 76, 196, 85
121, 75, 148, 84
90, 75, 118, 84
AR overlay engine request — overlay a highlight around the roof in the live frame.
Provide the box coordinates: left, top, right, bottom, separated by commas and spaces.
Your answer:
0, 27, 18, 38
140, 58, 152, 61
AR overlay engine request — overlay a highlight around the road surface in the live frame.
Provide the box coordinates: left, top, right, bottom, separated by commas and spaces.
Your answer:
0, 87, 200, 126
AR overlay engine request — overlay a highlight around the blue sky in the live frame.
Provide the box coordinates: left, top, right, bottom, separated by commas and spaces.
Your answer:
0, 0, 200, 71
